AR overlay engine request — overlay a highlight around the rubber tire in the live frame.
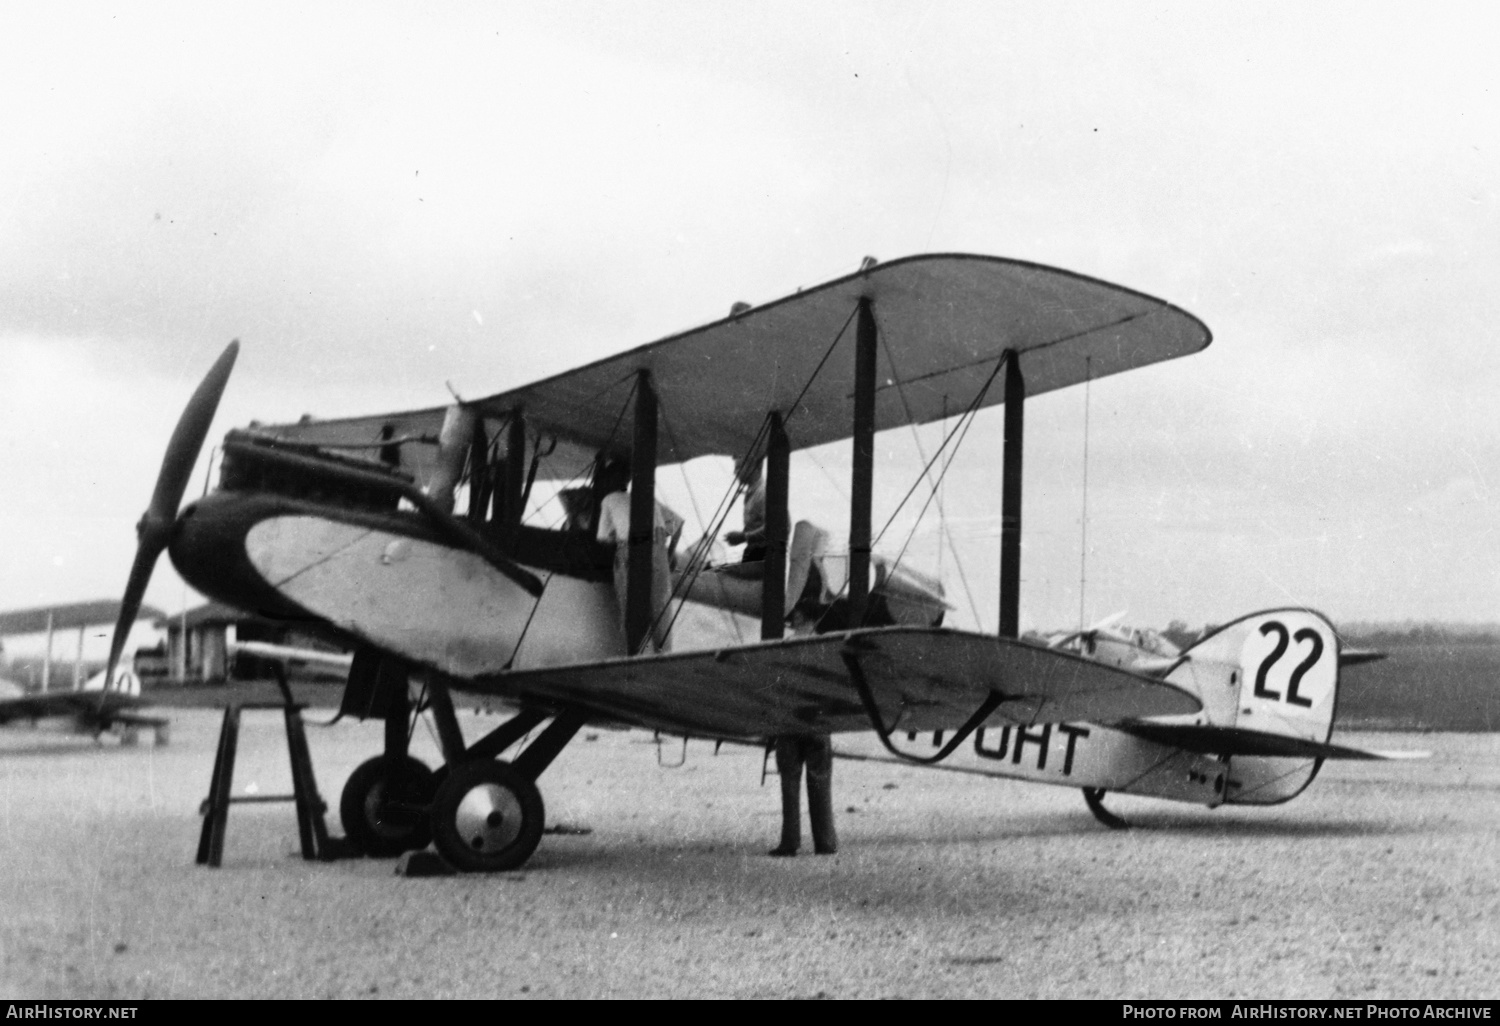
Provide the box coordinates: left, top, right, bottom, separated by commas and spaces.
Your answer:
430, 760, 545, 873
340, 755, 436, 857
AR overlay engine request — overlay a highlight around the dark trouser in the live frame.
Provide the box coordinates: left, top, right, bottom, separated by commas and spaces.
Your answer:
774, 735, 837, 854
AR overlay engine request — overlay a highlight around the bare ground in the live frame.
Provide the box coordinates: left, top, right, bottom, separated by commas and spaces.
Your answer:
0, 708, 1494, 999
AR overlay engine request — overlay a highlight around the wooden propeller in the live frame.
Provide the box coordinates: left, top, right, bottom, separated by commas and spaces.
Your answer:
103, 341, 239, 689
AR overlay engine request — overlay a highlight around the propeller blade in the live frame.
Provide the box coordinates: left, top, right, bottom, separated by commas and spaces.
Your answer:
103, 340, 239, 689
102, 541, 165, 694
142, 341, 239, 542
1090, 610, 1129, 632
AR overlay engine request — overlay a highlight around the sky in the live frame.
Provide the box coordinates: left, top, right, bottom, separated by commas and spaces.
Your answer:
1, 2, 1496, 658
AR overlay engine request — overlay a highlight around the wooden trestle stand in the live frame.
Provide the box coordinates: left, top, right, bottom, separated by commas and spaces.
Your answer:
196, 666, 335, 867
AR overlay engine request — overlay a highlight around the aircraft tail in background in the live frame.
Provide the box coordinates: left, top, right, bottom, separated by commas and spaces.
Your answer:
82, 667, 142, 698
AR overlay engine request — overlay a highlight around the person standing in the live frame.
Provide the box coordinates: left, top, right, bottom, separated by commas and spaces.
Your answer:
730, 453, 839, 856
769, 735, 838, 856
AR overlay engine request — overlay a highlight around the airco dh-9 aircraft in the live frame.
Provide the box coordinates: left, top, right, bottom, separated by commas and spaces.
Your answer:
102, 253, 1417, 872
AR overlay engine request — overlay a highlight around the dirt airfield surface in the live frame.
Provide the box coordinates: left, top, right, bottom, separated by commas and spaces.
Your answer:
0, 706, 1495, 1000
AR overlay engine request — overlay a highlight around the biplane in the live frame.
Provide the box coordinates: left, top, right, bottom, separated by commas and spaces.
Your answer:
0, 601, 169, 743
100, 253, 1408, 871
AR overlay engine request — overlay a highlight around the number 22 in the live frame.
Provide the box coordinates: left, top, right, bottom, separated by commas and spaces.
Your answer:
1253, 621, 1322, 708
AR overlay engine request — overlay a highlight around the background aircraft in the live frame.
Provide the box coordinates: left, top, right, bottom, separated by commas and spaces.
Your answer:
0, 600, 169, 743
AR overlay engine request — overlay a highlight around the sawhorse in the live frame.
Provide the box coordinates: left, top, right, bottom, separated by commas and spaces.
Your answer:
196, 669, 335, 867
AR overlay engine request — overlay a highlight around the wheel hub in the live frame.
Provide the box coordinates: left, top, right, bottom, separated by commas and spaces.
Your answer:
454, 782, 524, 852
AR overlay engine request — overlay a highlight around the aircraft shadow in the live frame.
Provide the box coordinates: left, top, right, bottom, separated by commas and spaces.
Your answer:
516, 809, 1427, 877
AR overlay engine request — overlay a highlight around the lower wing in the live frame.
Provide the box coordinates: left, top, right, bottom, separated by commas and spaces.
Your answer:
464, 626, 1202, 740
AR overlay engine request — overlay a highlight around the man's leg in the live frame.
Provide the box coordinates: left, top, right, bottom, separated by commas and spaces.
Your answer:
771, 736, 803, 856
805, 735, 838, 855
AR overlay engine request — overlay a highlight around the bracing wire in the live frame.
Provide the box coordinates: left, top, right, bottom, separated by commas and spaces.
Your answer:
810, 352, 1009, 633
519, 376, 641, 528
641, 300, 862, 648
873, 351, 1009, 552
782, 305, 860, 430
649, 410, 775, 647
1078, 356, 1092, 636
880, 360, 1004, 590
872, 323, 1003, 630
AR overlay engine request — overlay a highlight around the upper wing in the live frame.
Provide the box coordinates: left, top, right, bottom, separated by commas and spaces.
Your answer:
469, 626, 1202, 739
251, 254, 1210, 483
0, 599, 165, 636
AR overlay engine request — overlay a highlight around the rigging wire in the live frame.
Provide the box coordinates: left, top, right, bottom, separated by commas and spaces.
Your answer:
520, 376, 640, 526
781, 305, 860, 430
1078, 356, 1092, 636
503, 572, 554, 670
871, 323, 991, 630
872, 351, 1009, 552
655, 405, 764, 647
880, 359, 1004, 591
649, 410, 774, 647
644, 300, 862, 648
810, 352, 1009, 633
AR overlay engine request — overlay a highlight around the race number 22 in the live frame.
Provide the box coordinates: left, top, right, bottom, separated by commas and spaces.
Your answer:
1253, 620, 1322, 708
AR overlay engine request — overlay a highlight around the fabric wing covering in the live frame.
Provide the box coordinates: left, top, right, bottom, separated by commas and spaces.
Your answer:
478, 627, 1202, 739
253, 254, 1211, 484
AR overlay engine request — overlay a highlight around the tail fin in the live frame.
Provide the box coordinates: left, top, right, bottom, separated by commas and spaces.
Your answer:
1170, 609, 1341, 805
1170, 608, 1339, 742
113, 669, 142, 698
83, 667, 142, 697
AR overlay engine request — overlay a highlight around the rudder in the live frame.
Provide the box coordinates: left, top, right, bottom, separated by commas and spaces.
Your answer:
1178, 608, 1341, 804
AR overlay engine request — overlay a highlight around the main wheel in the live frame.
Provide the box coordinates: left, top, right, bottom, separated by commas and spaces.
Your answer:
340, 755, 437, 857
430, 760, 544, 873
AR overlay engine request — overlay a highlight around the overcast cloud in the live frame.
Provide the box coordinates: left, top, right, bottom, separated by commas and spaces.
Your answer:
2, 2, 1496, 652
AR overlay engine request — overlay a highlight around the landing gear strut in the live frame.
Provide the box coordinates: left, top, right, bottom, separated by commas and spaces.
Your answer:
427, 706, 587, 872
1082, 787, 1130, 830
339, 658, 438, 857
337, 656, 586, 872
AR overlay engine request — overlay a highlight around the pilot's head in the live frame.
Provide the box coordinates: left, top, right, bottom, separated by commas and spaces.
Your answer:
734, 456, 762, 486
596, 456, 631, 494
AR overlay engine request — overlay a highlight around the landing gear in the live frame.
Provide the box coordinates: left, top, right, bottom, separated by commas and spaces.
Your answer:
1082, 787, 1130, 830
430, 760, 544, 873
340, 755, 437, 856
342, 659, 582, 872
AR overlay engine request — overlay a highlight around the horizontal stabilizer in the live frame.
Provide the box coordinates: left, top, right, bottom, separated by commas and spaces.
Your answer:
1120, 723, 1428, 760
229, 640, 354, 670
1338, 647, 1387, 668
